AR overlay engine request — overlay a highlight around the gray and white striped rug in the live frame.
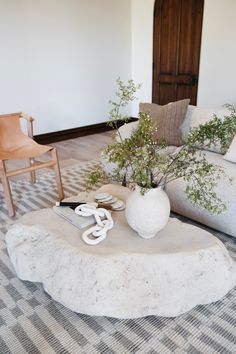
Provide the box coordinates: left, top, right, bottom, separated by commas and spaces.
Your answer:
0, 161, 236, 354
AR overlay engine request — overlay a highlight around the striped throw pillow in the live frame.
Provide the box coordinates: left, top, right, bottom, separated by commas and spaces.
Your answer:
139, 99, 190, 146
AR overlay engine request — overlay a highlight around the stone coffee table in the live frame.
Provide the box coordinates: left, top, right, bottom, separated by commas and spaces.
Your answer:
6, 185, 236, 319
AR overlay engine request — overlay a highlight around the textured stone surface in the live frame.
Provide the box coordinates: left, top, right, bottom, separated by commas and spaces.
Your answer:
6, 186, 236, 319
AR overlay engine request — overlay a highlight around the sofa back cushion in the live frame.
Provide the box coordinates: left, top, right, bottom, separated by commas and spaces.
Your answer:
139, 99, 190, 146
181, 106, 230, 153
117, 121, 139, 141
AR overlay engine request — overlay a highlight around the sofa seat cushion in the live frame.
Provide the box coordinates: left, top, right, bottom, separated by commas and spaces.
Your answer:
165, 150, 236, 237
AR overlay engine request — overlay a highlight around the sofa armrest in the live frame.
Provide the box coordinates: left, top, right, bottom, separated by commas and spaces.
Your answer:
117, 121, 139, 141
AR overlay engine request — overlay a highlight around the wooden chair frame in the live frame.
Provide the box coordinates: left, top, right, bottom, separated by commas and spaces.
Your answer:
0, 112, 64, 217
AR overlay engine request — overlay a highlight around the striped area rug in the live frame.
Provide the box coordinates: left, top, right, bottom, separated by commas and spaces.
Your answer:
0, 161, 236, 354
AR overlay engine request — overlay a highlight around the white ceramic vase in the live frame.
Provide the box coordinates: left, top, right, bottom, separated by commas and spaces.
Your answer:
125, 185, 170, 239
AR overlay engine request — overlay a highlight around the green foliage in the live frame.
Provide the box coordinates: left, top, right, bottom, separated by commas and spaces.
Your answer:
85, 165, 106, 191
187, 104, 236, 152
104, 112, 168, 192
85, 79, 234, 214
108, 78, 141, 131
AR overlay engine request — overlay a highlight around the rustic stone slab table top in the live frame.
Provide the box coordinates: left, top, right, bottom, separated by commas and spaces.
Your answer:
5, 185, 236, 319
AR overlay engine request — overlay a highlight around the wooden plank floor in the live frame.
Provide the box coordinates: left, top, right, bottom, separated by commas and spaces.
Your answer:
52, 131, 113, 166
6, 131, 113, 181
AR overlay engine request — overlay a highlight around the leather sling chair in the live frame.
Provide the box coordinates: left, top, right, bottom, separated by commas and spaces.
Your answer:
0, 112, 64, 216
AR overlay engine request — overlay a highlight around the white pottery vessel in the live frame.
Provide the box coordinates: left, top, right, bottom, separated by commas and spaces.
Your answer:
125, 186, 170, 239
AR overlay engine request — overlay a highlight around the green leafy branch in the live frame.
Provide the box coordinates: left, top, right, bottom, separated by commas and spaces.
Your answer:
85, 79, 235, 214
187, 104, 236, 152
107, 78, 141, 135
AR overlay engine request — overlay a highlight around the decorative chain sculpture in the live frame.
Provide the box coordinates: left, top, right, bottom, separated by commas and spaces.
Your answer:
75, 203, 114, 245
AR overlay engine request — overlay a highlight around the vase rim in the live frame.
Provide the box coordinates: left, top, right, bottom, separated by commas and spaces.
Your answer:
134, 185, 162, 192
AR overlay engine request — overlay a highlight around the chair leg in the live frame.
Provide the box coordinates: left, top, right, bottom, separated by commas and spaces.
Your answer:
29, 158, 36, 184
0, 161, 15, 217
51, 148, 64, 200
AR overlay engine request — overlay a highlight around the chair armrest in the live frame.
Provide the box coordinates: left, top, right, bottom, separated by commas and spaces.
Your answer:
20, 112, 34, 139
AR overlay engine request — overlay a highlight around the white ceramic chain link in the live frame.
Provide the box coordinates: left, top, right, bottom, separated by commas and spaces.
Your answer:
75, 203, 114, 245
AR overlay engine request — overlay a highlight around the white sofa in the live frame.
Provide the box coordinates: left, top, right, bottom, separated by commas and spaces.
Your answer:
113, 105, 236, 238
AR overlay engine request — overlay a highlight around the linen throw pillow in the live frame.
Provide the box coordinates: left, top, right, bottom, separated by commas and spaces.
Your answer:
139, 99, 190, 146
223, 136, 236, 163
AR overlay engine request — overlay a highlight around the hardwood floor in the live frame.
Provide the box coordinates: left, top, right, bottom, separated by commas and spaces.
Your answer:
6, 131, 113, 181
52, 131, 113, 166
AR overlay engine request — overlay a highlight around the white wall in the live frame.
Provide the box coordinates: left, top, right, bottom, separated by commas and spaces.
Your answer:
0, 0, 131, 134
131, 0, 236, 115
197, 0, 236, 107
131, 0, 154, 116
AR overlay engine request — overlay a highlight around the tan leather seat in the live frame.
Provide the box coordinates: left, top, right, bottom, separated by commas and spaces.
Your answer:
0, 112, 64, 216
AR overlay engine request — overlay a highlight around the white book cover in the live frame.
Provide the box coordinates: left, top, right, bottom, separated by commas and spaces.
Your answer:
53, 206, 95, 229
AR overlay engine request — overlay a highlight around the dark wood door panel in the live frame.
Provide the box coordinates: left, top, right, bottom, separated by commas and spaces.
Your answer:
176, 85, 197, 103
159, 0, 180, 74
178, 0, 204, 74
158, 74, 196, 84
159, 84, 176, 104
153, 0, 204, 105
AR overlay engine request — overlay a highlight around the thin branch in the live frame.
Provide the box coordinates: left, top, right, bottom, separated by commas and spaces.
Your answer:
157, 146, 186, 186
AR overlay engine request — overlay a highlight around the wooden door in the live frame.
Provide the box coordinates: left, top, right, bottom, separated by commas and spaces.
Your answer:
152, 0, 204, 105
